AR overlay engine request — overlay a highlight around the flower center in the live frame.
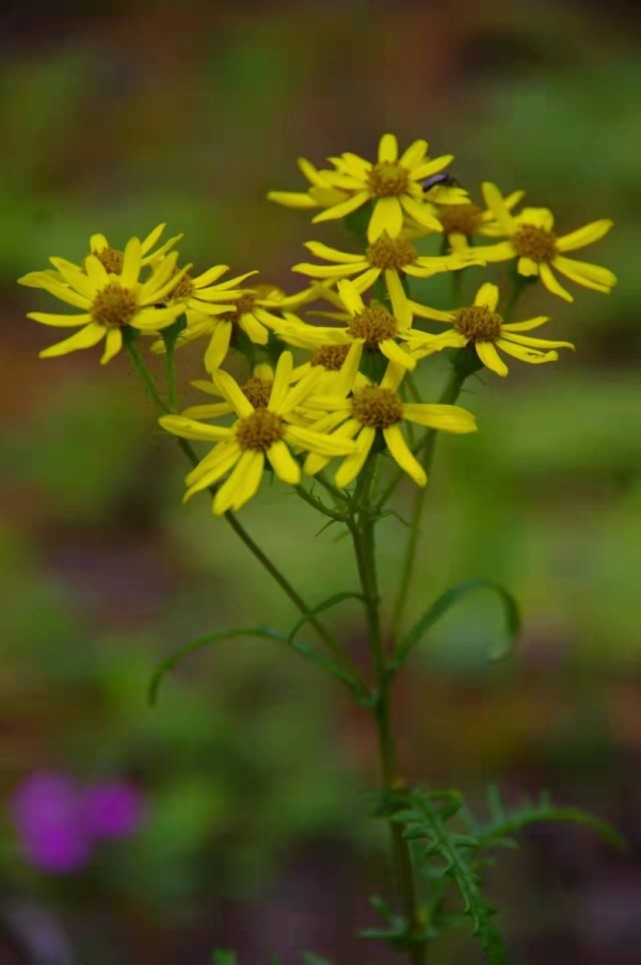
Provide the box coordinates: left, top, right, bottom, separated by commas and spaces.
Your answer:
93, 247, 124, 274
512, 224, 557, 262
455, 305, 503, 342
219, 292, 257, 322
90, 283, 138, 328
367, 162, 410, 197
235, 409, 283, 451
367, 235, 417, 270
310, 344, 351, 371
165, 272, 194, 302
351, 386, 404, 428
242, 376, 273, 408
439, 204, 483, 237
348, 305, 398, 347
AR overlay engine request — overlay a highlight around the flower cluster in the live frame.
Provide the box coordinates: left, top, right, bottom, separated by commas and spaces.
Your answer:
18, 132, 616, 515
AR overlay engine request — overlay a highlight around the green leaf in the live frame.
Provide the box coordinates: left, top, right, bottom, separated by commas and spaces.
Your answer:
394, 790, 508, 965
468, 787, 625, 853
212, 953, 238, 965
394, 578, 521, 669
288, 592, 365, 643
149, 626, 367, 705
161, 314, 187, 352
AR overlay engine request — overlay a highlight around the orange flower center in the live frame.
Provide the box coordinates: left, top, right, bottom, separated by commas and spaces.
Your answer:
367, 235, 417, 269
512, 224, 557, 262
348, 304, 398, 347
351, 386, 404, 428
93, 247, 124, 274
242, 376, 273, 409
439, 204, 483, 237
367, 162, 410, 197
235, 409, 283, 450
90, 283, 138, 328
455, 305, 503, 342
310, 345, 351, 371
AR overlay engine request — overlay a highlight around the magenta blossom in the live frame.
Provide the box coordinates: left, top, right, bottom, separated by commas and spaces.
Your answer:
10, 772, 145, 876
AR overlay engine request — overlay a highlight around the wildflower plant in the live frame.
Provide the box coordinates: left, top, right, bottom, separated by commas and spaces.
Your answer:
19, 132, 622, 964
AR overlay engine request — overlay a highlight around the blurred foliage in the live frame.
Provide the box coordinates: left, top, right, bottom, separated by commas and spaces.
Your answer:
0, 0, 639, 962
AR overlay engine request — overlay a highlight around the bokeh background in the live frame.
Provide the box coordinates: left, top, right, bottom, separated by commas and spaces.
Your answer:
1, 1, 640, 962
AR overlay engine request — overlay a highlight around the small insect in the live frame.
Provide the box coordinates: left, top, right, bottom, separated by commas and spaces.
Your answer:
420, 172, 459, 192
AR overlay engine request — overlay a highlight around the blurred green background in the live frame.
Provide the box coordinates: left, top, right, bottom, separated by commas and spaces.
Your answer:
1, 1, 640, 962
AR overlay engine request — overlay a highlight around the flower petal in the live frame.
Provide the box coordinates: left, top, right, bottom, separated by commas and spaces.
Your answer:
120, 237, 142, 287
552, 255, 616, 291
368, 197, 403, 242
100, 327, 123, 365
556, 219, 613, 252
400, 139, 428, 169
378, 133, 398, 162
268, 191, 319, 209
501, 316, 551, 332
411, 155, 454, 180
473, 283, 499, 311
380, 338, 416, 370
402, 403, 477, 432
185, 444, 242, 499
496, 339, 559, 364
481, 183, 517, 236
212, 368, 255, 417
312, 192, 371, 224
383, 425, 426, 486
539, 262, 573, 302
384, 269, 412, 328
158, 415, 235, 442
475, 340, 508, 376
334, 427, 376, 488
39, 322, 106, 358
267, 440, 301, 485
304, 241, 362, 263
337, 278, 365, 316
27, 311, 92, 327
204, 320, 233, 372
399, 195, 443, 231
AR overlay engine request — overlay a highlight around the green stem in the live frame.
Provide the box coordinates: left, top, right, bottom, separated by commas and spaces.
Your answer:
165, 348, 178, 412
390, 367, 467, 647
349, 458, 425, 964
296, 484, 347, 522
126, 345, 364, 686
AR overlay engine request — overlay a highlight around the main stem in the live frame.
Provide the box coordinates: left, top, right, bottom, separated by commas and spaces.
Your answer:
390, 367, 467, 645
350, 459, 425, 964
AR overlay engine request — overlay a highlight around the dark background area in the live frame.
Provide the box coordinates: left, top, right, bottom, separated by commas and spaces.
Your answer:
1, 1, 640, 962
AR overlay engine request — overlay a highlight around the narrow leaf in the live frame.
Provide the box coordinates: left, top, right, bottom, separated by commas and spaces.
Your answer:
395, 579, 521, 669
288, 592, 365, 642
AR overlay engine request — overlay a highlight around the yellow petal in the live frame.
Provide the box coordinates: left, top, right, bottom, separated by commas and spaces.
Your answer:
312, 192, 371, 224
120, 237, 142, 287
399, 195, 443, 231
517, 207, 554, 231
267, 440, 301, 485
556, 219, 613, 253
38, 322, 106, 358
27, 311, 92, 327
268, 350, 295, 412
501, 316, 551, 333
400, 139, 428, 169
140, 223, 166, 255
337, 278, 365, 316
481, 183, 516, 236
158, 415, 235, 442
212, 368, 255, 417
268, 191, 319, 209
475, 340, 508, 376
496, 339, 559, 364
380, 338, 416, 370
368, 197, 403, 242
501, 332, 574, 350
473, 283, 500, 311
185, 444, 241, 499
552, 255, 616, 291
518, 256, 539, 277
402, 403, 477, 432
383, 425, 426, 486
411, 155, 454, 180
334, 427, 376, 488
100, 327, 122, 365
378, 133, 398, 163
384, 269, 412, 328
304, 241, 362, 263
204, 321, 233, 372
539, 262, 573, 303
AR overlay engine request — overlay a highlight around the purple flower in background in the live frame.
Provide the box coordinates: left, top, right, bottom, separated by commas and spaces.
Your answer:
82, 781, 145, 840
10, 772, 146, 876
10, 772, 92, 875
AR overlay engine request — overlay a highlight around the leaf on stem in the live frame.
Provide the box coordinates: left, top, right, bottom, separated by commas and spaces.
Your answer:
149, 625, 367, 705
393, 578, 521, 670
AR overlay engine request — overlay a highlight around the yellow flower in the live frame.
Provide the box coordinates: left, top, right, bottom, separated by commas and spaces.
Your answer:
184, 362, 277, 421
276, 278, 418, 371
311, 134, 458, 241
171, 282, 325, 372
292, 234, 482, 327
267, 157, 350, 210
158, 351, 358, 515
432, 190, 525, 252
303, 361, 477, 488
406, 282, 574, 377
20, 225, 183, 287
471, 183, 616, 302
19, 238, 187, 364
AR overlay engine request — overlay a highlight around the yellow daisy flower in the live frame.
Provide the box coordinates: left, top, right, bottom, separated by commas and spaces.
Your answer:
303, 361, 477, 489
312, 134, 457, 241
19, 239, 187, 365
171, 281, 325, 373
406, 282, 575, 377
20, 225, 183, 289
276, 278, 418, 372
267, 157, 350, 210
183, 362, 277, 421
158, 351, 358, 515
292, 233, 481, 327
471, 183, 616, 302
432, 190, 525, 252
